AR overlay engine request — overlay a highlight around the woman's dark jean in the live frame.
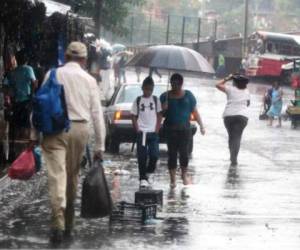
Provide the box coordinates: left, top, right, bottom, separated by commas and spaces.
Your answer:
166, 128, 192, 170
136, 132, 159, 181
223, 115, 248, 165
13, 100, 32, 128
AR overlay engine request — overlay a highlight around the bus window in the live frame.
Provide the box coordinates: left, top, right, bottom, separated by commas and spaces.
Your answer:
293, 46, 300, 56
279, 44, 292, 55
266, 42, 277, 53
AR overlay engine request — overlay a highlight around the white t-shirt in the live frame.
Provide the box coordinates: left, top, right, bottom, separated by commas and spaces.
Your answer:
131, 95, 162, 132
223, 85, 250, 118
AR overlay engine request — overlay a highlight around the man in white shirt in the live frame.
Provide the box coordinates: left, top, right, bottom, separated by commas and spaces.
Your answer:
131, 76, 162, 188
32, 42, 106, 244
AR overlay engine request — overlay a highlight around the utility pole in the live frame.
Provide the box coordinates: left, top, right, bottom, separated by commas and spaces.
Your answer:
214, 19, 218, 40
95, 0, 103, 38
197, 17, 201, 44
130, 16, 134, 45
181, 16, 186, 45
148, 14, 152, 44
243, 0, 249, 57
166, 15, 170, 45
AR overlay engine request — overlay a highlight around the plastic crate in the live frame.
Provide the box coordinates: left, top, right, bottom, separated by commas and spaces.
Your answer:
135, 189, 163, 206
110, 201, 157, 224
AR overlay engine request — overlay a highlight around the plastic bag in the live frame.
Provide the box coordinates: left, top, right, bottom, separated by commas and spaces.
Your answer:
8, 149, 35, 180
33, 146, 42, 172
81, 160, 113, 218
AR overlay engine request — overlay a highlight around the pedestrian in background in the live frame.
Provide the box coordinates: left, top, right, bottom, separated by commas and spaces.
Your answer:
131, 76, 162, 188
267, 81, 283, 127
113, 55, 120, 86
216, 74, 250, 166
149, 67, 162, 82
4, 49, 37, 139
160, 73, 205, 188
118, 55, 127, 84
31, 42, 106, 245
136, 66, 141, 82
216, 53, 226, 78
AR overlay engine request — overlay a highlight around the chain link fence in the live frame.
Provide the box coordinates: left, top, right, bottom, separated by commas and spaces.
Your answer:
102, 12, 217, 46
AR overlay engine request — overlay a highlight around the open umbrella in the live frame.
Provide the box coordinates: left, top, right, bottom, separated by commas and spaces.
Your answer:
126, 45, 215, 75
112, 44, 126, 54
115, 50, 133, 57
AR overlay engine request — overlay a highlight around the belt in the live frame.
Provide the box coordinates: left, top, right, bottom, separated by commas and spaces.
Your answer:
71, 120, 88, 123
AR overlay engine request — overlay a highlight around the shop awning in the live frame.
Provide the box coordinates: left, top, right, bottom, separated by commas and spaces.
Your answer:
30, 0, 71, 16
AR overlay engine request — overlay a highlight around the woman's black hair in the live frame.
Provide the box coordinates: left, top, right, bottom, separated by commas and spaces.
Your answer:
170, 73, 183, 85
232, 75, 249, 89
15, 49, 27, 65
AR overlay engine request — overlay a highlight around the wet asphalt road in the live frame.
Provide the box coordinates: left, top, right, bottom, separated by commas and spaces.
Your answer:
0, 72, 300, 249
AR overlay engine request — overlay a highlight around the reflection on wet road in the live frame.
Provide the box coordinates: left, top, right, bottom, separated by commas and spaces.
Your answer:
1, 74, 300, 249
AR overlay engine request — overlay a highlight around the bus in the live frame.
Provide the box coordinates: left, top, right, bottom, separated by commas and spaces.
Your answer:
245, 31, 300, 82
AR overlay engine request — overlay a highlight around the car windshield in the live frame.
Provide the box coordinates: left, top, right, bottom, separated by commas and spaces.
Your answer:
116, 84, 167, 104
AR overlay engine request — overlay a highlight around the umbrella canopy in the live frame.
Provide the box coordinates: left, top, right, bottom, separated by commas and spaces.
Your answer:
126, 45, 215, 75
112, 44, 126, 54
115, 50, 133, 57
90, 39, 112, 52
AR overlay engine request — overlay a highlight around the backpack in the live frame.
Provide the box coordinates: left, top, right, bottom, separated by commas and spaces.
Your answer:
136, 95, 158, 117
32, 69, 70, 135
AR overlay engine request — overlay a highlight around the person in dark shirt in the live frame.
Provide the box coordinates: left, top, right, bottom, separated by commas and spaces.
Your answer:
160, 73, 205, 188
4, 50, 37, 139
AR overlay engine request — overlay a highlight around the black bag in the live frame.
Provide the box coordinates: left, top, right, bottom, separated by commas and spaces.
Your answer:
81, 160, 113, 218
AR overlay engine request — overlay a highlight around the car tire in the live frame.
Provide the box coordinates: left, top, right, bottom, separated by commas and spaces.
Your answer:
110, 138, 120, 153
105, 135, 111, 152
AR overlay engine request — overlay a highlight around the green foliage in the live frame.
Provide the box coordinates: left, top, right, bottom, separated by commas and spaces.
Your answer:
0, 0, 46, 63
203, 0, 300, 36
0, 0, 45, 42
55, 0, 144, 35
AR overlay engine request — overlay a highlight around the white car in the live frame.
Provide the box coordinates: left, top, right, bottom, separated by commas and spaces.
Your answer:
103, 82, 197, 153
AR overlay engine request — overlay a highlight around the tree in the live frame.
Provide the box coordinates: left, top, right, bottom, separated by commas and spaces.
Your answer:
55, 0, 144, 36
0, 0, 46, 70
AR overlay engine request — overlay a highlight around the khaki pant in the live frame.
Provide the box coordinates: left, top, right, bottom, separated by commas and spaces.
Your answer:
42, 122, 89, 231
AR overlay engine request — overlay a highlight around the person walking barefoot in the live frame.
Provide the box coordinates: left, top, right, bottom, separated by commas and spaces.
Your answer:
160, 73, 205, 188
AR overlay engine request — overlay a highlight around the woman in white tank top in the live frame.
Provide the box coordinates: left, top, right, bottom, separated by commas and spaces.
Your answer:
216, 74, 250, 166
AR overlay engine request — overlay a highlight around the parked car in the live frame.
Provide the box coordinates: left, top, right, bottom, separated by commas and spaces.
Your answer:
103, 82, 197, 153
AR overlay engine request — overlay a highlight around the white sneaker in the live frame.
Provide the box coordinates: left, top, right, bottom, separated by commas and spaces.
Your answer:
147, 173, 155, 185
140, 179, 149, 189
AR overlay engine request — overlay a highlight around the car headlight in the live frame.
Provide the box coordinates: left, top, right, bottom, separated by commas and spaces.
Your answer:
113, 110, 132, 122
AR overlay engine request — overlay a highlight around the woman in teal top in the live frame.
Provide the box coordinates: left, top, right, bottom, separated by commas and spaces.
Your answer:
267, 81, 283, 127
161, 89, 196, 127
160, 73, 205, 188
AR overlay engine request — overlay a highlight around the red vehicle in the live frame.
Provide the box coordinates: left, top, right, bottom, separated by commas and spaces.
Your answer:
245, 31, 300, 81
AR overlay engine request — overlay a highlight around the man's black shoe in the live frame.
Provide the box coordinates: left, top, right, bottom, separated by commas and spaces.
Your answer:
49, 229, 64, 245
